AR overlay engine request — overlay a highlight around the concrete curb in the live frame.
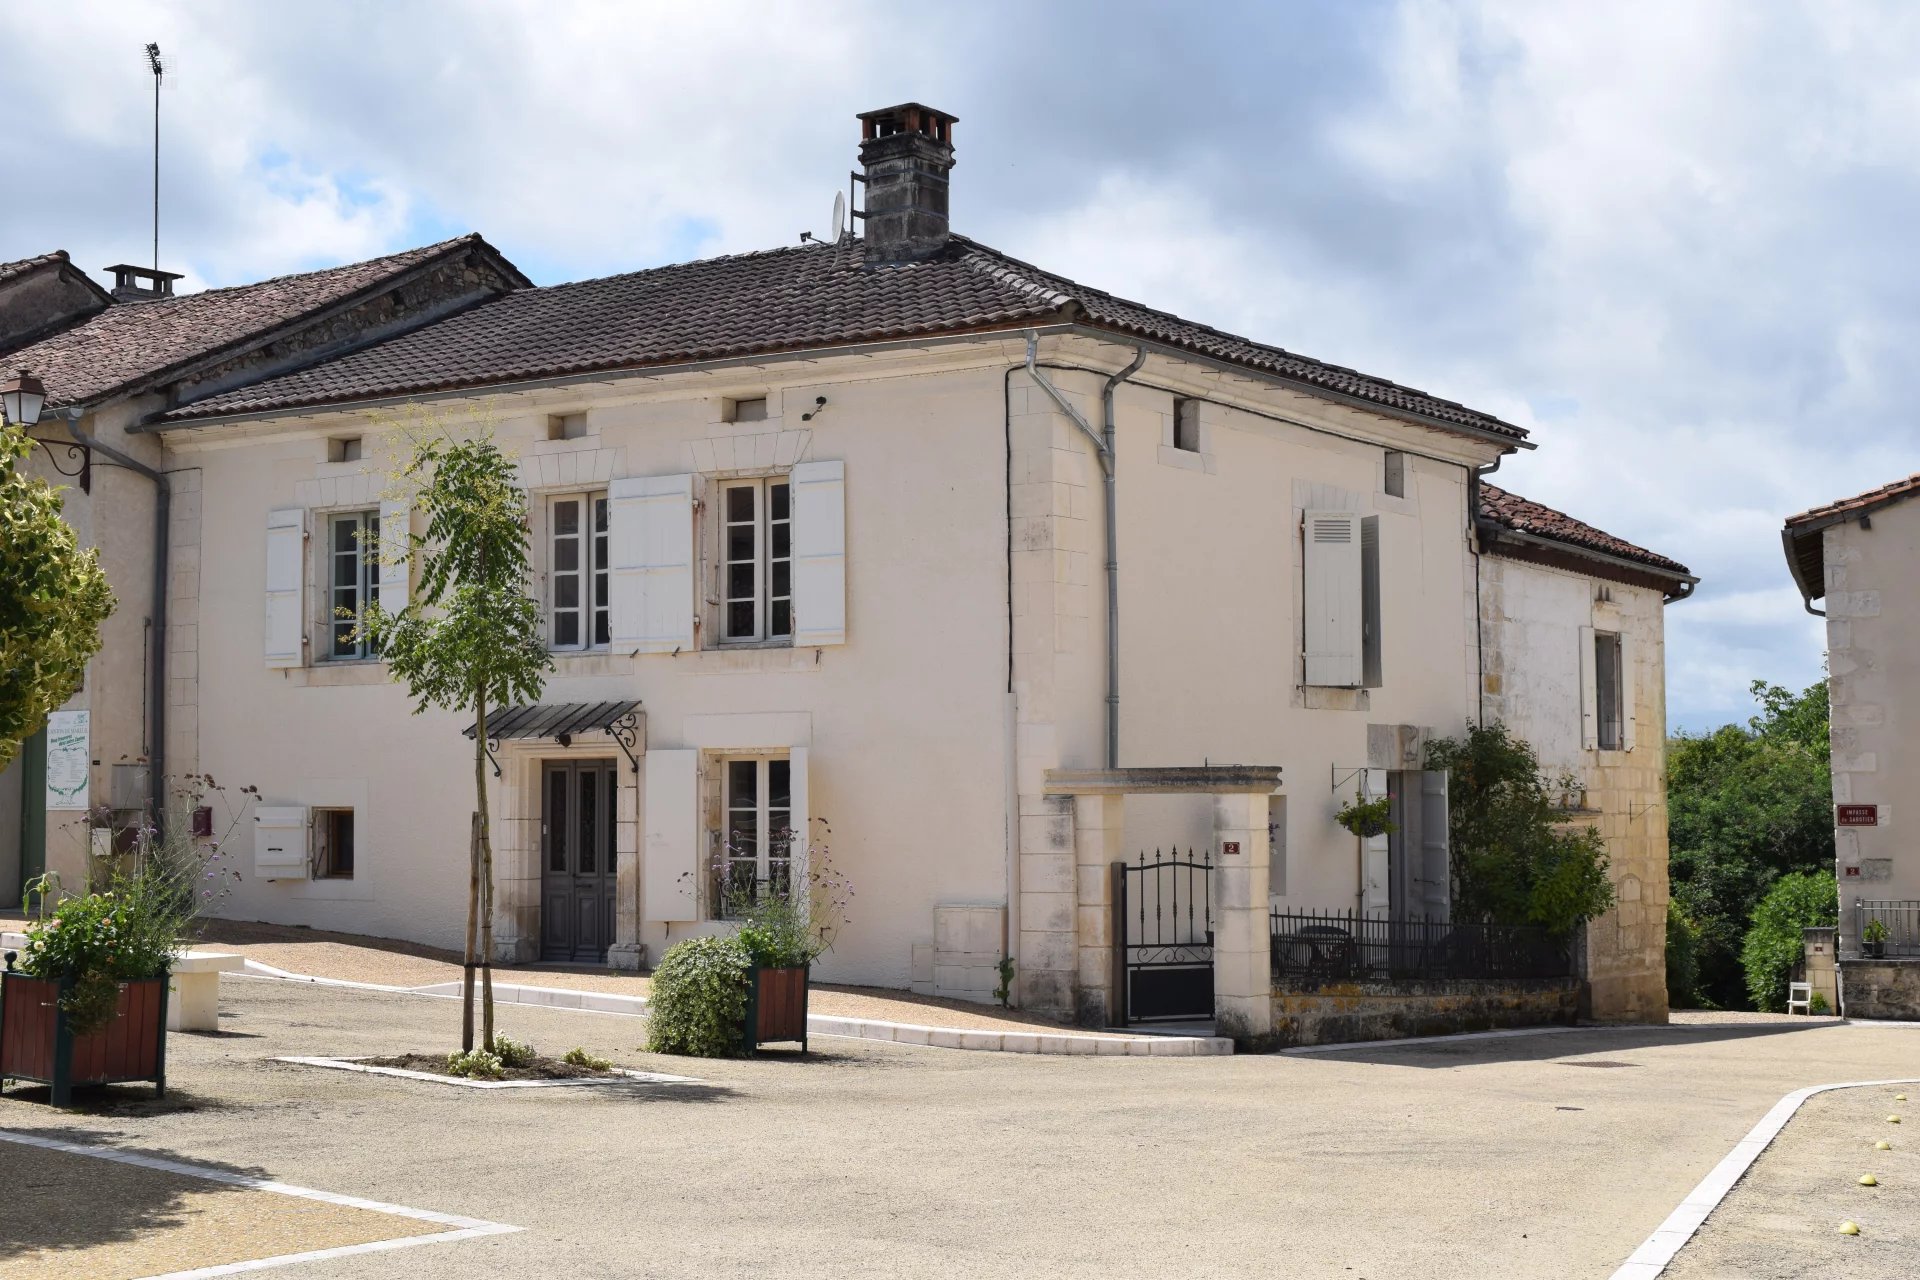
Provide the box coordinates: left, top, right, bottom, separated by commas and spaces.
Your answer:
239, 970, 1233, 1057
1610, 1075, 1920, 1279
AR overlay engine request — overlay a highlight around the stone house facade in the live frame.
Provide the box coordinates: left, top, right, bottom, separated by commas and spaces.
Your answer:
3, 103, 1694, 1026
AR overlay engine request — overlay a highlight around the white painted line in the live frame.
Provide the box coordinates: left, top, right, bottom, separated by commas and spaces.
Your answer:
0, 1126, 519, 1279
1609, 1076, 1920, 1279
274, 1055, 700, 1090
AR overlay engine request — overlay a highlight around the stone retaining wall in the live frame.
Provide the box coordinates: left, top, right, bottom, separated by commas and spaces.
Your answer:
1260, 977, 1580, 1050
1839, 958, 1920, 1020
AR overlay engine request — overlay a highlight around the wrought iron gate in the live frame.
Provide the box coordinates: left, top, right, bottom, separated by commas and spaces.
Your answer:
1114, 848, 1214, 1024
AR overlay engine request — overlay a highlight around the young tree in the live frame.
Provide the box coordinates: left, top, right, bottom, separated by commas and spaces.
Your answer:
1424, 722, 1615, 935
0, 422, 115, 771
366, 430, 549, 1051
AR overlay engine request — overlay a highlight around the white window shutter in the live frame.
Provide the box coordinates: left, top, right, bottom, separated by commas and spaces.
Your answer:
254, 806, 308, 880
609, 474, 694, 654
264, 508, 307, 668
1361, 768, 1390, 916
378, 499, 411, 611
1418, 770, 1451, 922
1578, 625, 1599, 750
643, 748, 699, 922
791, 460, 846, 647
1620, 634, 1638, 751
788, 746, 811, 922
1303, 509, 1362, 686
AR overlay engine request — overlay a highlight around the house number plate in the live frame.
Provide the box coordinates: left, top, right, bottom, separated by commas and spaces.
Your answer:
1221, 841, 1240, 856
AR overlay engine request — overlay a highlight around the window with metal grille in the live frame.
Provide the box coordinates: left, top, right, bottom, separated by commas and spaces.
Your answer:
720, 478, 792, 643
1595, 631, 1624, 750
549, 491, 610, 649
328, 510, 380, 659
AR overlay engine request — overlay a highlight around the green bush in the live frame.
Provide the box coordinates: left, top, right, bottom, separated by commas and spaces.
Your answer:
563, 1047, 613, 1071
1665, 901, 1704, 1009
446, 1047, 504, 1079
645, 935, 752, 1058
488, 1034, 535, 1068
1741, 870, 1838, 1012
1808, 991, 1830, 1015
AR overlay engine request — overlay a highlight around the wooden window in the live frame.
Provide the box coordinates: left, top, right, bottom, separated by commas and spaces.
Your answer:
715, 756, 793, 919
549, 491, 610, 649
1594, 631, 1624, 751
327, 510, 380, 660
312, 808, 355, 880
719, 478, 793, 643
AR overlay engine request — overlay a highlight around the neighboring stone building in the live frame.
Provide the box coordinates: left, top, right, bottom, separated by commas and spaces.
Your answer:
0, 238, 529, 906
1784, 473, 1920, 1019
3, 103, 1695, 1034
1476, 485, 1697, 1021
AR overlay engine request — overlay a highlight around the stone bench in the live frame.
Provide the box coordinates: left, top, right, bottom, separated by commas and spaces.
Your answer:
2, 932, 244, 1032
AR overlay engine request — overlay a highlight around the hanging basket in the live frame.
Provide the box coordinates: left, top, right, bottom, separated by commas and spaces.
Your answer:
1334, 795, 1395, 840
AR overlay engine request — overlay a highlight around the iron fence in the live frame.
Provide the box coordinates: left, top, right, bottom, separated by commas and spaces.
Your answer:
1270, 907, 1572, 984
1854, 900, 1920, 957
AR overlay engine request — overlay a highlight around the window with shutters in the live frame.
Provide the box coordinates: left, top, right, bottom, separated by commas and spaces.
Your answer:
1302, 509, 1363, 687
1594, 630, 1624, 750
312, 808, 355, 879
713, 755, 793, 918
549, 491, 610, 649
327, 511, 381, 659
719, 478, 793, 644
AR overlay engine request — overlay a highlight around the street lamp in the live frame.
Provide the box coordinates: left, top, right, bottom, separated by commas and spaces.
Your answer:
1, 367, 46, 427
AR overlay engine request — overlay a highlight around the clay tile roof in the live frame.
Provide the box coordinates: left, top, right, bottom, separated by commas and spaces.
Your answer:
1478, 483, 1692, 576
0, 251, 72, 287
1784, 472, 1920, 529
9, 235, 510, 410
159, 236, 1527, 443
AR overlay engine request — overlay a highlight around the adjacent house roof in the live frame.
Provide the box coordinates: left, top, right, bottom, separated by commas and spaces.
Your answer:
1781, 471, 1920, 606
156, 235, 1528, 444
0, 251, 77, 288
1478, 483, 1694, 590
8, 234, 527, 411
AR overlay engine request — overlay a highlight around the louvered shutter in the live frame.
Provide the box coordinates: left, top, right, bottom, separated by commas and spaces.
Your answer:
609, 474, 694, 654
1361, 768, 1391, 916
1303, 509, 1362, 686
1418, 770, 1451, 921
1619, 635, 1638, 751
643, 749, 699, 922
264, 508, 307, 668
378, 499, 411, 612
254, 806, 308, 880
791, 460, 846, 647
1578, 625, 1599, 750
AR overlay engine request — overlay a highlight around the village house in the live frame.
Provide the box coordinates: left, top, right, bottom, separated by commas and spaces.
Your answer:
3, 104, 1692, 1037
1784, 473, 1920, 1019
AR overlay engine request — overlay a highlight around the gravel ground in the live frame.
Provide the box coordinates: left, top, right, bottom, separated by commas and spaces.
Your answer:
2, 982, 1918, 1278
1664, 1083, 1920, 1279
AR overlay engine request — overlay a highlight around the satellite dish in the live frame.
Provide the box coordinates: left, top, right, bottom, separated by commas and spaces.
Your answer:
830, 192, 846, 242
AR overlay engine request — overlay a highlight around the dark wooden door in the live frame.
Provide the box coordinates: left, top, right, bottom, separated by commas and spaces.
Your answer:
541, 760, 617, 963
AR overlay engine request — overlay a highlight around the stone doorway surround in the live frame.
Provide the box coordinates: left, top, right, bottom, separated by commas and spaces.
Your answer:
1037, 765, 1282, 1035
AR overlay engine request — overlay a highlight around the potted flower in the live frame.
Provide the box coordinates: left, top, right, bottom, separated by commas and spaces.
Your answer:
1862, 917, 1889, 959
1334, 792, 1396, 840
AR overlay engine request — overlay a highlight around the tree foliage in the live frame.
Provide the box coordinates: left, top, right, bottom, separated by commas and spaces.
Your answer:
365, 427, 550, 1050
0, 422, 114, 772
1741, 870, 1838, 1012
1667, 680, 1833, 1008
1424, 722, 1615, 935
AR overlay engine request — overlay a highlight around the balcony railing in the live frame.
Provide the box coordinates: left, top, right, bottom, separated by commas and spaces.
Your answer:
1270, 907, 1573, 984
1854, 900, 1920, 957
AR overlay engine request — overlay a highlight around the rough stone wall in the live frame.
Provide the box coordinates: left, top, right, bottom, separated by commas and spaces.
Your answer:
1478, 553, 1671, 1023
1839, 958, 1920, 1020
0, 264, 106, 349
1266, 977, 1579, 1049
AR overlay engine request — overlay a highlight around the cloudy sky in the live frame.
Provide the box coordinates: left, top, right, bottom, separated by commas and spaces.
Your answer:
5, 0, 1912, 732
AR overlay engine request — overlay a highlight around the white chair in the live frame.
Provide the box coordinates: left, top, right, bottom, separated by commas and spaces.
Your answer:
1787, 981, 1813, 1015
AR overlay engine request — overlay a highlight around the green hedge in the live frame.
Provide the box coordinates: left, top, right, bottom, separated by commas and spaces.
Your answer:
1741, 870, 1837, 1012
646, 935, 752, 1057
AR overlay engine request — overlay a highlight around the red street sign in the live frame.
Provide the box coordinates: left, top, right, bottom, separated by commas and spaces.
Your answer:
1838, 804, 1879, 827
1221, 841, 1241, 856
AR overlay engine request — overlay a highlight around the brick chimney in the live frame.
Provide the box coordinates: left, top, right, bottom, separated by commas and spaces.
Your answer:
857, 103, 958, 264
105, 263, 183, 303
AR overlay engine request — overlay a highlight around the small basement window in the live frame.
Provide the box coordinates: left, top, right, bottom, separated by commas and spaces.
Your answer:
313, 808, 355, 879
1172, 399, 1201, 453
547, 412, 588, 441
328, 437, 363, 463
727, 396, 769, 423
1384, 451, 1406, 498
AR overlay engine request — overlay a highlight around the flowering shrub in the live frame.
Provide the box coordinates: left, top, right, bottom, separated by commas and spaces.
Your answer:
488, 1034, 535, 1068
710, 819, 852, 968
645, 935, 753, 1058
445, 1047, 504, 1079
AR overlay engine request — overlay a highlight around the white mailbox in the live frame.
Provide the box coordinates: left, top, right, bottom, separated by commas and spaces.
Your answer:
253, 806, 309, 880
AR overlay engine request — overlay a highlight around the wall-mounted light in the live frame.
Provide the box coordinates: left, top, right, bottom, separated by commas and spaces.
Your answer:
1, 367, 46, 427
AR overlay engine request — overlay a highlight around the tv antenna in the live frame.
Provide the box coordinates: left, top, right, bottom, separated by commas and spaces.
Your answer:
146, 42, 164, 272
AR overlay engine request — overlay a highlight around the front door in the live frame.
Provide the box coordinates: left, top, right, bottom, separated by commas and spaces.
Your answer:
541, 760, 617, 963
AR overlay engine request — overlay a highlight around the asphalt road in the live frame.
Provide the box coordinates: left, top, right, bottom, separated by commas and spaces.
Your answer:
2, 978, 1917, 1279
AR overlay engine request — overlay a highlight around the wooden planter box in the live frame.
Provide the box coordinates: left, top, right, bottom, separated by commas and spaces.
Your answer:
743, 964, 809, 1054
0, 971, 169, 1106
